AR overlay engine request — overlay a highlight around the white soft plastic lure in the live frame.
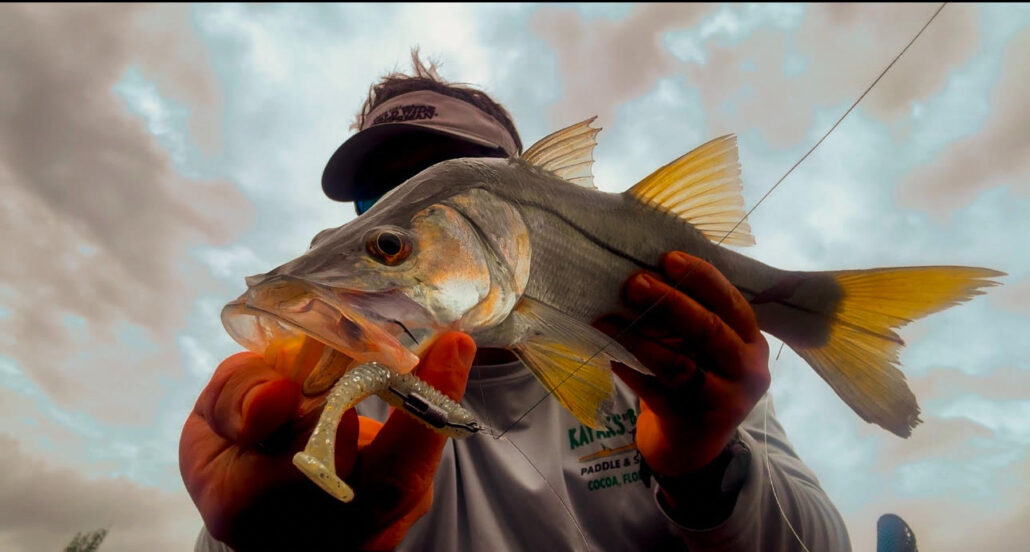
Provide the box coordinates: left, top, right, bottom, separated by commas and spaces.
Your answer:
222, 118, 1001, 502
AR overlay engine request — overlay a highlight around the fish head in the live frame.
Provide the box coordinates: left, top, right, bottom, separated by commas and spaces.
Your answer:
221, 159, 530, 392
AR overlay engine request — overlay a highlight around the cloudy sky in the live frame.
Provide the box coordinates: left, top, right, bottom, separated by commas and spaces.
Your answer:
1, 3, 1028, 551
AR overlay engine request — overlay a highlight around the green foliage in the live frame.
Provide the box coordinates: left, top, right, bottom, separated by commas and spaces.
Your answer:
62, 528, 108, 552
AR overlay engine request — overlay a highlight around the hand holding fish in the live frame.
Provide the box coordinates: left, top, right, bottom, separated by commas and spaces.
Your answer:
597, 251, 770, 478
179, 332, 476, 550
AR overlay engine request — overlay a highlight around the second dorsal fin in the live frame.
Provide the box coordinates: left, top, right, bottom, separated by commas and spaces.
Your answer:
626, 135, 755, 247
521, 117, 601, 188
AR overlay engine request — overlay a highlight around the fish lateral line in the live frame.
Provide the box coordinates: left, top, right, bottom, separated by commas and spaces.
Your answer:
516, 199, 661, 273
737, 281, 906, 346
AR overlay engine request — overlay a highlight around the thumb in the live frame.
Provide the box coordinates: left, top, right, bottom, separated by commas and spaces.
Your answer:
365, 332, 476, 458
197, 352, 302, 448
357, 332, 475, 506
413, 331, 477, 401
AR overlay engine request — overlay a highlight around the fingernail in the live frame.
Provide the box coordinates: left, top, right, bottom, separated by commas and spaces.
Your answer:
666, 251, 692, 271
627, 274, 656, 305
455, 335, 477, 367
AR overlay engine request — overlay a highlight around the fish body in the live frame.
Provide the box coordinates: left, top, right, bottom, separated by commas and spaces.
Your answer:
224, 119, 1001, 440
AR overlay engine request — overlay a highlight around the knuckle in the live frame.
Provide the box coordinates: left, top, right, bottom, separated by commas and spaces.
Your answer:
753, 333, 770, 360
726, 399, 751, 422
744, 353, 771, 396
220, 351, 268, 375
753, 367, 771, 395
412, 484, 434, 517
702, 311, 723, 338
731, 292, 755, 321
695, 257, 717, 277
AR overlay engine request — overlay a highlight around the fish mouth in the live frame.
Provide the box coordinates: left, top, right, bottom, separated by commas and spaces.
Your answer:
221, 278, 422, 396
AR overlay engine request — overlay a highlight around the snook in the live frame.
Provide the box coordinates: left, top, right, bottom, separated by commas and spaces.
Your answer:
224, 119, 1001, 442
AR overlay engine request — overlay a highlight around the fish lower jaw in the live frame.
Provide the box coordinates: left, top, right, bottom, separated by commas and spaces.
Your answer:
221, 298, 418, 382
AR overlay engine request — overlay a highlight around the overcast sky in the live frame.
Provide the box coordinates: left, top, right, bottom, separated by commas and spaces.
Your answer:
1, 4, 1028, 551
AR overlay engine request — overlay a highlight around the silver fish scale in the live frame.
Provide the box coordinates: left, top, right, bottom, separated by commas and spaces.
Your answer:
476, 161, 791, 318
519, 204, 641, 323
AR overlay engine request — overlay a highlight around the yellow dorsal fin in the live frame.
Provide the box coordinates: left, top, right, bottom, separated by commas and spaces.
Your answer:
626, 135, 755, 246
522, 117, 601, 188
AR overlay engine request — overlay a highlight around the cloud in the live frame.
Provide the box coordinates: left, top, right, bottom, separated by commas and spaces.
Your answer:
848, 428, 1030, 552
771, 348, 1030, 552
0, 434, 199, 552
2, 5, 1026, 551
898, 26, 1030, 215
847, 480, 1030, 552
913, 365, 1030, 402
531, 4, 979, 148
530, 4, 714, 127
990, 274, 1030, 314
0, 4, 251, 422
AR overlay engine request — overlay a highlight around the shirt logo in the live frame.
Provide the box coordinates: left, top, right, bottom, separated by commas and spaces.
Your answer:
567, 407, 646, 492
372, 104, 438, 125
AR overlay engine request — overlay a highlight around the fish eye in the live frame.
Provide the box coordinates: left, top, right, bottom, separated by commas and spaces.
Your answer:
365, 228, 412, 265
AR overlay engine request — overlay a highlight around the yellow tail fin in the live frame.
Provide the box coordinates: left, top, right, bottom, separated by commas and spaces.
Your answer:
793, 266, 1003, 437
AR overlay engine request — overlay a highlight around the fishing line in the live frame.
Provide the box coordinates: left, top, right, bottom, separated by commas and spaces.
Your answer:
499, 431, 593, 552
763, 388, 812, 552
472, 378, 592, 551
474, 365, 496, 437
495, 0, 948, 438
489, 2, 947, 546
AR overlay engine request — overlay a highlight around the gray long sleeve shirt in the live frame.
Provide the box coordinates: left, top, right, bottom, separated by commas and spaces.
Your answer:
196, 360, 851, 551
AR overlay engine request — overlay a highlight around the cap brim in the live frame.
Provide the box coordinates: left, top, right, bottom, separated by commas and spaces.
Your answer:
322, 123, 507, 202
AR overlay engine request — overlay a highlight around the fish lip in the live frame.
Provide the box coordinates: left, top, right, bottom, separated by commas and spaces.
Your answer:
220, 278, 420, 375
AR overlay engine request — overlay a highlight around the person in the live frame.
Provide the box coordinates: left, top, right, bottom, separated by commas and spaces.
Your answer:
182, 54, 852, 551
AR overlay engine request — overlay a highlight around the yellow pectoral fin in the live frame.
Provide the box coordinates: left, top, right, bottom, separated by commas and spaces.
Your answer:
514, 337, 615, 430
510, 297, 647, 429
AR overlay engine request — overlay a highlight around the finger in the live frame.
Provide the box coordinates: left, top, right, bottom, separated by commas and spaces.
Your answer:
357, 415, 384, 449
611, 344, 708, 404
596, 317, 699, 385
611, 362, 678, 418
271, 399, 360, 472
180, 413, 233, 497
358, 332, 475, 509
594, 313, 685, 344
360, 487, 435, 551
366, 332, 475, 455
333, 408, 360, 476
624, 273, 748, 379
413, 331, 477, 401
195, 352, 266, 423
196, 353, 301, 445
237, 378, 302, 448
662, 252, 761, 343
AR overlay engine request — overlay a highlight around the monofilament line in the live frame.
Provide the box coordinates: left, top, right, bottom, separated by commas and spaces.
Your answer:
720, 1, 948, 243
764, 391, 811, 552
493, 1, 949, 442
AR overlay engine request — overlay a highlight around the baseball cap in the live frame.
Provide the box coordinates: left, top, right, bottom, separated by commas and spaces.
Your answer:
322, 89, 520, 204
